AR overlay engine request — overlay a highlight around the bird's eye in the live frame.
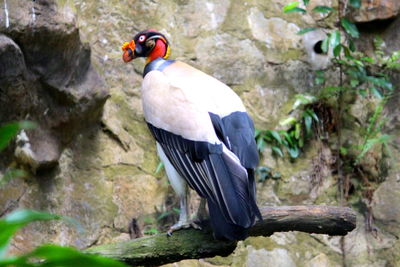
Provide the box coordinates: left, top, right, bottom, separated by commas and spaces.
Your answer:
138, 35, 146, 42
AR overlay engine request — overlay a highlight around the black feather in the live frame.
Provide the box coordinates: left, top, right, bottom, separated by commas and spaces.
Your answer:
147, 120, 261, 240
211, 111, 259, 169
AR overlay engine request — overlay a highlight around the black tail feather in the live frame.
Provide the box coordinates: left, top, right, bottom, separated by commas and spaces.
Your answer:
207, 199, 248, 241
247, 168, 263, 221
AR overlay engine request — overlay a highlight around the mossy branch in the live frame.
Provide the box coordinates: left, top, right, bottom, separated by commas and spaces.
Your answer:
85, 205, 356, 266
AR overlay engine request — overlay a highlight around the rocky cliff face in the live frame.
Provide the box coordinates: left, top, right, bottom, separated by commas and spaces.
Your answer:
1, 0, 400, 266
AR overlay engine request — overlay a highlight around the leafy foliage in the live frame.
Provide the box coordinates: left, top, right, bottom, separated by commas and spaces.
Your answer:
280, 0, 398, 221
155, 161, 164, 174
256, 167, 281, 182
0, 123, 127, 266
0, 209, 127, 267
312, 6, 334, 14
291, 0, 397, 163
0, 210, 62, 258
0, 244, 127, 267
283, 1, 306, 14
255, 94, 320, 159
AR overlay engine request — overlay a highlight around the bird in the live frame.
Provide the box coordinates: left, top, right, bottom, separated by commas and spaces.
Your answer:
121, 29, 262, 241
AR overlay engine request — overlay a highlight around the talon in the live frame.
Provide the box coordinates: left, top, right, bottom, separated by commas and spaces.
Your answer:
190, 222, 202, 230
166, 220, 202, 235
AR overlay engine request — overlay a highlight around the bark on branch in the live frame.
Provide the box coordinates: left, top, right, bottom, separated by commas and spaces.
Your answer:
85, 205, 356, 266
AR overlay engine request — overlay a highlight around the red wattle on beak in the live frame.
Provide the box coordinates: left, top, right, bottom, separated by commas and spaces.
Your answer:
121, 40, 136, 63
122, 50, 134, 62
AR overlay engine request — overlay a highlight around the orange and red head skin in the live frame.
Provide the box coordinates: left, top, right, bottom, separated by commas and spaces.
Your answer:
121, 29, 170, 63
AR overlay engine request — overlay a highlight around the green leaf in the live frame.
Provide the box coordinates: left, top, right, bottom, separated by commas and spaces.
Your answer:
314, 70, 325, 85
340, 146, 348, 156
302, 0, 310, 6
389, 50, 400, 62
350, 0, 361, 9
282, 131, 294, 147
359, 89, 367, 97
370, 88, 383, 98
0, 121, 36, 152
144, 228, 159, 235
341, 18, 359, 38
321, 36, 329, 53
348, 39, 356, 52
283, 1, 299, 12
361, 56, 374, 63
329, 30, 341, 52
304, 115, 312, 136
299, 136, 304, 148
306, 109, 319, 122
294, 123, 301, 139
343, 46, 352, 58
286, 7, 307, 13
353, 59, 364, 67
357, 135, 391, 160
280, 116, 297, 126
282, 1, 306, 13
155, 162, 164, 174
350, 79, 359, 88
333, 44, 342, 57
256, 166, 272, 182
288, 147, 300, 158
0, 210, 62, 258
297, 27, 317, 35
257, 137, 265, 152
367, 76, 393, 90
269, 130, 282, 144
271, 146, 284, 157
312, 6, 333, 14
25, 244, 128, 267
292, 94, 317, 109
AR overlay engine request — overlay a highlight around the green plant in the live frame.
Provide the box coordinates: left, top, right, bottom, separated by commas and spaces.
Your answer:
0, 124, 127, 266
282, 0, 398, 228
0, 209, 127, 267
256, 167, 281, 182
255, 94, 320, 159
155, 162, 164, 174
284, 1, 397, 162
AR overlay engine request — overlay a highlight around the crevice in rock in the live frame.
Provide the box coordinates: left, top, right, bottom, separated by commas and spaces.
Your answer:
0, 187, 27, 217
101, 162, 154, 177
101, 122, 129, 152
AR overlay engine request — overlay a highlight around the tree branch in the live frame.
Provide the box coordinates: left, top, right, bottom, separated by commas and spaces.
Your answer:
85, 205, 356, 266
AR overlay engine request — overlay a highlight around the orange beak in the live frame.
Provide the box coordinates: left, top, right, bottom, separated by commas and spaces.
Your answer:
121, 40, 136, 63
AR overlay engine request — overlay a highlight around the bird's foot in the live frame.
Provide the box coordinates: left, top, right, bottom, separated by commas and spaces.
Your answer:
167, 220, 202, 236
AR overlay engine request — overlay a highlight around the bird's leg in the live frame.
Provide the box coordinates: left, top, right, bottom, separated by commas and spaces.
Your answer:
167, 186, 202, 236
156, 143, 201, 235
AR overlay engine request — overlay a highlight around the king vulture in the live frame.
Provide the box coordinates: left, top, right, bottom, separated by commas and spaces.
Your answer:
122, 29, 262, 241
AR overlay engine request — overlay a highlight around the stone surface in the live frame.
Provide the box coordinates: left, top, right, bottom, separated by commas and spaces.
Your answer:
246, 247, 296, 267
247, 8, 302, 63
0, 0, 108, 171
0, 0, 400, 266
303, 29, 332, 70
350, 0, 400, 22
371, 173, 400, 224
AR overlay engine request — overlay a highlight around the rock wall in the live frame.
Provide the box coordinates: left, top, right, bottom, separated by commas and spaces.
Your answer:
1, 0, 400, 266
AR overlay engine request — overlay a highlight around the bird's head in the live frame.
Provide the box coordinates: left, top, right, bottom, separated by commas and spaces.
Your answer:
121, 29, 170, 64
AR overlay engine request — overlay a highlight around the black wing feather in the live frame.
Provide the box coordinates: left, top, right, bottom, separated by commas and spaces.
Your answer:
210, 111, 262, 221
147, 122, 257, 238
218, 111, 259, 169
